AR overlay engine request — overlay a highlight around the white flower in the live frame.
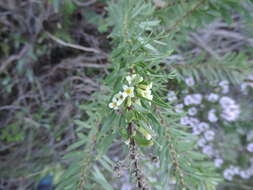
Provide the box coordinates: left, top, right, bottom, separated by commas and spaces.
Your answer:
145, 133, 152, 140
138, 88, 153, 101
123, 85, 135, 97
247, 143, 253, 152
109, 101, 119, 110
167, 91, 177, 101
185, 77, 195, 86
214, 158, 223, 168
147, 82, 152, 90
204, 130, 215, 141
206, 93, 219, 102
113, 91, 127, 105
188, 107, 197, 116
208, 109, 218, 123
126, 74, 137, 85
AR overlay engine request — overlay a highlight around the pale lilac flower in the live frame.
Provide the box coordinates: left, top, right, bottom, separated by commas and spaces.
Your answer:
188, 107, 197, 116
192, 94, 202, 105
180, 116, 191, 126
208, 109, 218, 123
206, 93, 219, 102
184, 95, 194, 106
202, 145, 214, 157
167, 91, 177, 101
240, 170, 251, 179
247, 143, 253, 152
175, 104, 184, 113
197, 138, 206, 147
214, 158, 223, 168
184, 94, 202, 105
204, 130, 215, 141
189, 117, 199, 128
221, 104, 240, 121
192, 126, 202, 135
185, 77, 195, 86
223, 169, 234, 181
219, 80, 229, 94
219, 96, 235, 109
198, 122, 209, 131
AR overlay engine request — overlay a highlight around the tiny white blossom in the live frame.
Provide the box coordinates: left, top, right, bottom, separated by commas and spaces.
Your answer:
113, 91, 127, 105
109, 101, 119, 110
123, 85, 135, 97
185, 77, 195, 86
126, 74, 137, 85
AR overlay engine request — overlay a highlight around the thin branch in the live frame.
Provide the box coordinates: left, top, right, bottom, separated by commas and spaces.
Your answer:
0, 43, 30, 73
46, 32, 105, 55
166, 0, 206, 33
72, 0, 97, 7
190, 33, 222, 60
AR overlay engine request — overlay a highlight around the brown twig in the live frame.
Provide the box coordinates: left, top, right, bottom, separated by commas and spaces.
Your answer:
127, 123, 150, 190
72, 0, 97, 7
0, 43, 30, 73
46, 32, 106, 55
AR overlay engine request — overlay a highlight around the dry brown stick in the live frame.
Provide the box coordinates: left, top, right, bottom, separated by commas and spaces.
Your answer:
72, 0, 97, 7
46, 32, 105, 55
127, 123, 150, 190
0, 43, 30, 73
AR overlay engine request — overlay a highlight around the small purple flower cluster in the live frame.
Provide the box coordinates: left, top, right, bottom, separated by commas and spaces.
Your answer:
168, 76, 253, 182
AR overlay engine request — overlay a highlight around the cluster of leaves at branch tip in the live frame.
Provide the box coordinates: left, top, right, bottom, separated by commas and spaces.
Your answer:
108, 73, 154, 146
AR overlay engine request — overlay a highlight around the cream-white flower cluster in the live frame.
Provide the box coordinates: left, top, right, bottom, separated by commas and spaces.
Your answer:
108, 74, 153, 110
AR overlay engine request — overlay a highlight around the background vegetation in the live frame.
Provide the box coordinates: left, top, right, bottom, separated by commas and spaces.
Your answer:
0, 0, 253, 190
